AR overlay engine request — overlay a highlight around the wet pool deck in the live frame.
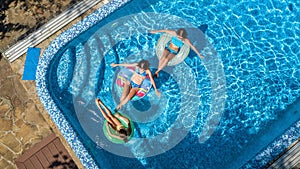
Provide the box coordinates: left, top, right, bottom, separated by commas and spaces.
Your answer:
0, 1, 299, 169
0, 1, 109, 169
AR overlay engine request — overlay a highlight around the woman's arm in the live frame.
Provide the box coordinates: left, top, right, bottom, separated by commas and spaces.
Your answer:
110, 63, 138, 68
150, 29, 177, 36
146, 70, 161, 97
184, 39, 205, 59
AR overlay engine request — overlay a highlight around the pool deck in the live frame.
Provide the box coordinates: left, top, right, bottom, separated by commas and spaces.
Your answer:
0, 0, 300, 169
0, 1, 109, 169
15, 133, 78, 169
265, 138, 300, 169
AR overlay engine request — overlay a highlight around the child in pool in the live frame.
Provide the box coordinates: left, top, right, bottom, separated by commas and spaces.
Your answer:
110, 59, 160, 111
95, 98, 132, 142
150, 28, 205, 77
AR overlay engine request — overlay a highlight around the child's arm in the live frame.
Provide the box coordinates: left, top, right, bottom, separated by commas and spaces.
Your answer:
110, 63, 138, 68
147, 70, 161, 97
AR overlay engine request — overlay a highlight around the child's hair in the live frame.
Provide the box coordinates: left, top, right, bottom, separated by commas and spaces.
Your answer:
176, 28, 188, 38
138, 59, 150, 70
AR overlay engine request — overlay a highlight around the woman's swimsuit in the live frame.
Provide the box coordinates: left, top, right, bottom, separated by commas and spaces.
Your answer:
130, 68, 147, 88
165, 36, 184, 55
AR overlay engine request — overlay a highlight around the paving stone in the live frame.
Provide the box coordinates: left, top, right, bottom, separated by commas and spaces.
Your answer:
23, 141, 38, 152
15, 124, 38, 144
0, 158, 12, 169
4, 110, 13, 120
5, 164, 16, 169
0, 99, 12, 119
0, 60, 11, 79
30, 135, 44, 145
11, 95, 21, 107
22, 81, 36, 94
0, 81, 15, 98
0, 144, 16, 162
0, 118, 13, 131
38, 123, 52, 136
0, 97, 13, 120
12, 77, 28, 102
0, 133, 22, 153
24, 100, 47, 125
10, 57, 24, 75
0, 131, 6, 136
13, 119, 23, 131
12, 105, 23, 121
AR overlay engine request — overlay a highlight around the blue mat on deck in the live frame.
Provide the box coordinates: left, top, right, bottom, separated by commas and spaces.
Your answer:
22, 47, 41, 80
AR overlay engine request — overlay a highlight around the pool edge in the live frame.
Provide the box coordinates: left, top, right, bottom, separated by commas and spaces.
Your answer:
36, 0, 132, 168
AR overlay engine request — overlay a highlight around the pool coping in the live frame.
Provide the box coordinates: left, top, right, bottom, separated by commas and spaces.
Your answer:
35, 0, 300, 168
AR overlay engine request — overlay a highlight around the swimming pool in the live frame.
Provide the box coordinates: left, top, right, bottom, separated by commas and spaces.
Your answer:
36, 0, 300, 168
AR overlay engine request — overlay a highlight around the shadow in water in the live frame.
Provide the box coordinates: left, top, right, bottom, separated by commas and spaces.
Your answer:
132, 98, 151, 111
198, 24, 208, 34
288, 4, 293, 11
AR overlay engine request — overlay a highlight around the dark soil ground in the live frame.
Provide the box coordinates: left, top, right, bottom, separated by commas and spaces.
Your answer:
0, 0, 81, 51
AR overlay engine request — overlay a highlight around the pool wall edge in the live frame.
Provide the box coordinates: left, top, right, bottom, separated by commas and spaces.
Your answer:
36, 0, 131, 168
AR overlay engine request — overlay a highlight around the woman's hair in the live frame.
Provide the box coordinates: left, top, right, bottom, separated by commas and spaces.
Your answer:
119, 129, 128, 143
119, 128, 128, 136
138, 59, 150, 70
176, 28, 188, 38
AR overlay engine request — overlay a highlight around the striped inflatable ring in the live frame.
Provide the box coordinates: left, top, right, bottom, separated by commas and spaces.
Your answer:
115, 66, 152, 100
156, 33, 190, 66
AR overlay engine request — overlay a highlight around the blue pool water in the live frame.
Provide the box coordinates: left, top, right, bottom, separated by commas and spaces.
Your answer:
37, 0, 300, 168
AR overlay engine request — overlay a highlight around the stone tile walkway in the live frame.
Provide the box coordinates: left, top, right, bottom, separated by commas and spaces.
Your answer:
0, 1, 109, 169
0, 58, 53, 169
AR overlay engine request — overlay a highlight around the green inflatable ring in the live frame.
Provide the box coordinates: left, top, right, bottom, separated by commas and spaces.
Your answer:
103, 112, 134, 144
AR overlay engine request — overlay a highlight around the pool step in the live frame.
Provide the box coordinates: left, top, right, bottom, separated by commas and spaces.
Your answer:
79, 37, 104, 104
68, 44, 88, 96
266, 139, 300, 169
4, 0, 103, 62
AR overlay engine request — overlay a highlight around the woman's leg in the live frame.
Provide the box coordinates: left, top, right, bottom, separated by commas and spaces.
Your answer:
155, 52, 176, 77
158, 49, 170, 70
119, 80, 131, 104
166, 53, 176, 61
116, 88, 139, 110
155, 49, 170, 77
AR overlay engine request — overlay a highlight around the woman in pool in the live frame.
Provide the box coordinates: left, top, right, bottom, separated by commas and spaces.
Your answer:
150, 28, 205, 77
110, 59, 160, 110
95, 98, 132, 142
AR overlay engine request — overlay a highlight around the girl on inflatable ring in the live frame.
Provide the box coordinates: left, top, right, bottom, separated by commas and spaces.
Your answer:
95, 98, 132, 143
111, 59, 160, 111
150, 28, 205, 77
